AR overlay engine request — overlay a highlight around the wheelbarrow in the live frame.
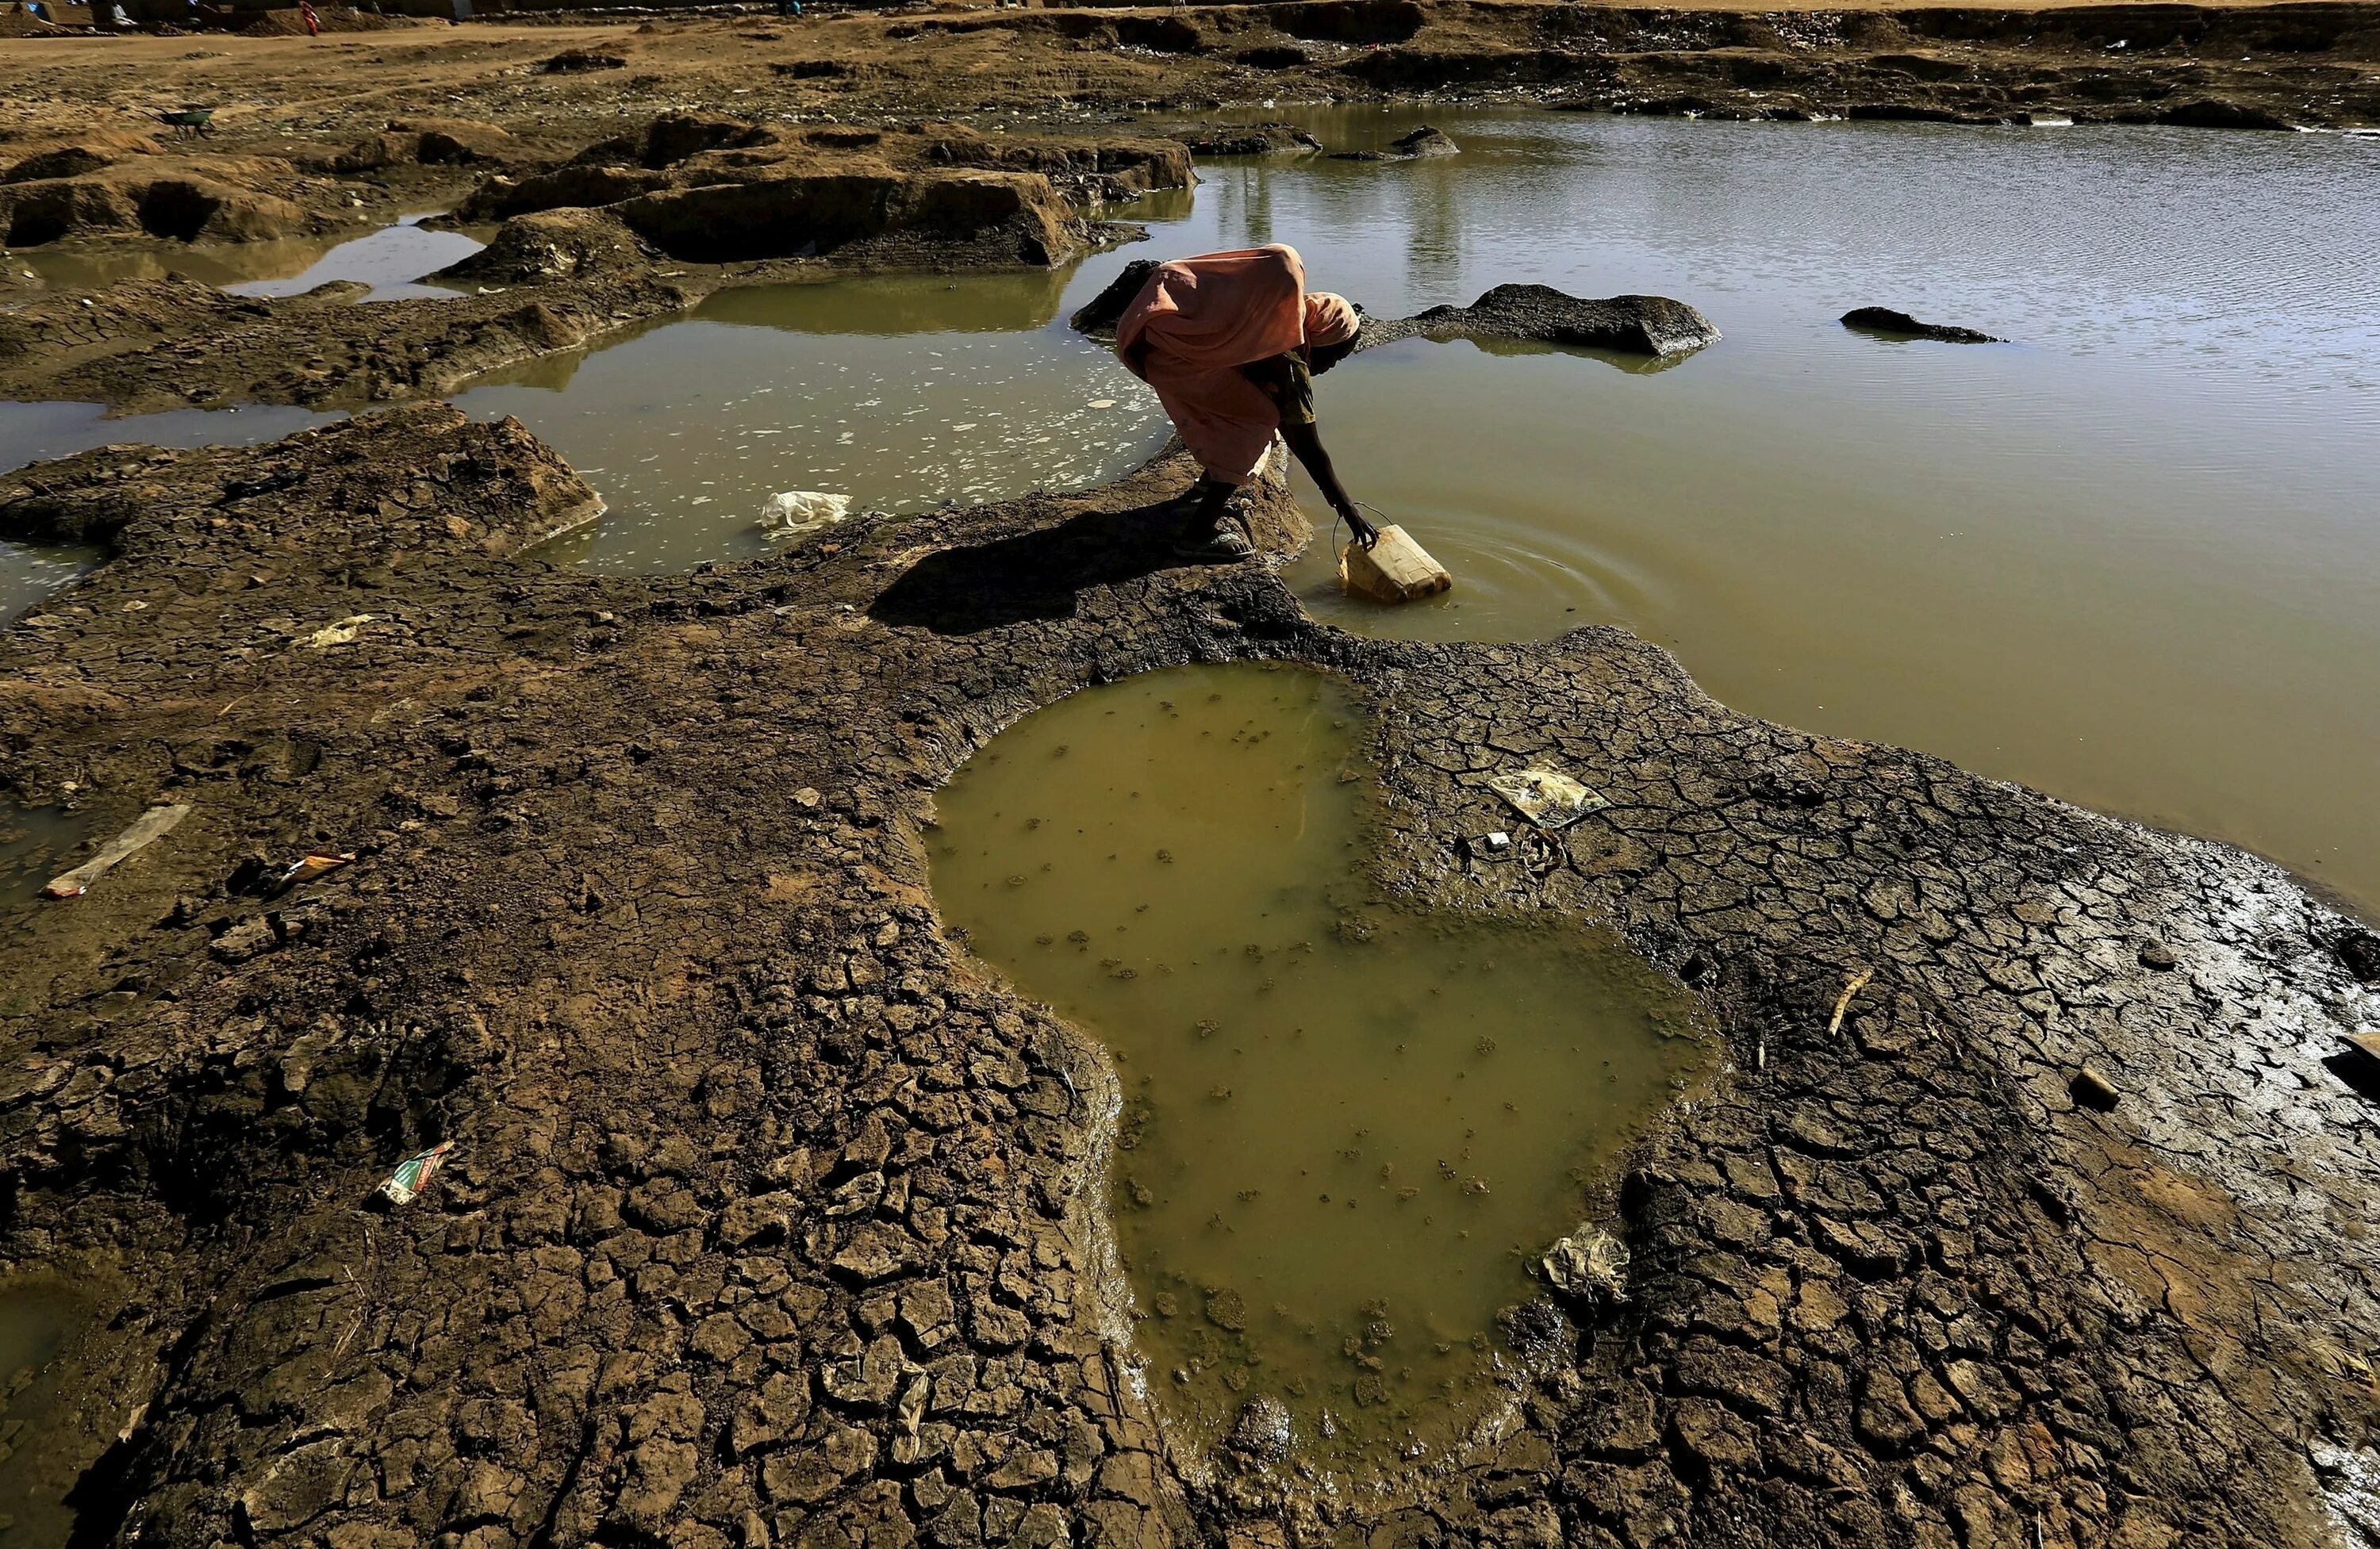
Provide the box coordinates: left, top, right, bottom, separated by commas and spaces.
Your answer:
154, 106, 215, 137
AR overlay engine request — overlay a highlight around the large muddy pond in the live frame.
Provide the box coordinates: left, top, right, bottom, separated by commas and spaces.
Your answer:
3, 111, 2376, 918
929, 664, 1707, 1470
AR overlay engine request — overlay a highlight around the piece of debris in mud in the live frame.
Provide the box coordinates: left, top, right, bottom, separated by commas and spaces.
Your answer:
305, 615, 375, 650
1537, 1227, 1630, 1309
269, 851, 354, 895
760, 489, 854, 535
1465, 830, 1515, 862
378, 1140, 455, 1206
40, 803, 192, 899
1226, 1394, 1294, 1464
1827, 966, 1875, 1037
1485, 766, 1608, 829
2070, 1066, 2121, 1112
1332, 125, 1460, 163
1840, 306, 2003, 343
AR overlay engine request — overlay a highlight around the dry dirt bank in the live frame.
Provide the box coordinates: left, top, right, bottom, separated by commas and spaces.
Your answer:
2, 396, 2378, 1547
0, 0, 2372, 158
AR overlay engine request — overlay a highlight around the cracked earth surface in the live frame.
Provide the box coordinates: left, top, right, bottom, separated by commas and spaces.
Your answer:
2, 397, 2377, 1547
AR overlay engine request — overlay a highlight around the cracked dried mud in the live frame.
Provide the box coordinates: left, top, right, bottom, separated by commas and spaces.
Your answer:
2, 4, 2378, 1545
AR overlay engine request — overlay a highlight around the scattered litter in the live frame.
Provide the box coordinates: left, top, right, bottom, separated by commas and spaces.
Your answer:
1477, 830, 1512, 857
1088, 398, 1117, 409
271, 850, 355, 894
1485, 767, 1608, 830
2070, 1066, 2119, 1112
1537, 1228, 1629, 1306
305, 615, 375, 650
41, 804, 193, 899
759, 489, 852, 535
1340, 523, 1451, 604
1826, 967, 1874, 1037
378, 1140, 455, 1206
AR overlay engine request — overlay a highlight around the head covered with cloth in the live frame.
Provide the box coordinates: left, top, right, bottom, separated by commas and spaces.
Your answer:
1115, 243, 1372, 562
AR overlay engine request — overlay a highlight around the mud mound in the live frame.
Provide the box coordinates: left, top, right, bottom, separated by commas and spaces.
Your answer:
455, 113, 1182, 267
1387, 282, 1722, 357
1331, 123, 1458, 161
440, 205, 652, 282
0, 161, 312, 247
1, 127, 162, 184
1842, 305, 2002, 343
1177, 121, 1322, 156
538, 47, 624, 72
616, 167, 1075, 267
331, 116, 514, 172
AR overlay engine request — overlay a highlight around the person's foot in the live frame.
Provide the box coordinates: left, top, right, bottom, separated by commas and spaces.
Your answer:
1173, 518, 1254, 562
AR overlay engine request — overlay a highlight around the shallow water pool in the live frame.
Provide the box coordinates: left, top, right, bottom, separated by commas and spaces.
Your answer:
930, 664, 1706, 1470
8, 212, 486, 301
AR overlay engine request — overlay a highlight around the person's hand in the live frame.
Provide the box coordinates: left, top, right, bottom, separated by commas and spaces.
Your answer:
1341, 504, 1380, 549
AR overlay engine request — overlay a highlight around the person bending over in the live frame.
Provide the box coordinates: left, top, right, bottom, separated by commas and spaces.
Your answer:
1114, 243, 1375, 562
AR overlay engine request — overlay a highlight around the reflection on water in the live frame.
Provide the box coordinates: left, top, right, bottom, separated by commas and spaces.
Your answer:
8, 213, 486, 301
0, 543, 92, 627
931, 665, 1706, 1472
0, 805, 86, 912
463, 270, 1170, 574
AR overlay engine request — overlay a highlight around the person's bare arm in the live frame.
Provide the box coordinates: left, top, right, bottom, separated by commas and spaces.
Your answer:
1280, 420, 1376, 547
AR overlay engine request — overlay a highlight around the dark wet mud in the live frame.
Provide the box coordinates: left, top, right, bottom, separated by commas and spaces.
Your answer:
4, 406, 2376, 1547
931, 664, 1705, 1471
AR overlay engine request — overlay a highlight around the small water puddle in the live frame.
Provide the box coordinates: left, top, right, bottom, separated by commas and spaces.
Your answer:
0, 543, 94, 628
8, 213, 486, 300
929, 664, 1706, 1471
0, 806, 83, 913
0, 1277, 96, 1547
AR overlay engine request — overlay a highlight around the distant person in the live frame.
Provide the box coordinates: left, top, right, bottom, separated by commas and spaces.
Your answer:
1115, 243, 1373, 562
299, 0, 318, 32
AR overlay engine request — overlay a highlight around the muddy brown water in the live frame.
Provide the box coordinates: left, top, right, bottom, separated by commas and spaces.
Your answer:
0, 1279, 92, 1547
8, 213, 486, 301
929, 664, 1707, 1472
3, 112, 2377, 916
0, 805, 83, 913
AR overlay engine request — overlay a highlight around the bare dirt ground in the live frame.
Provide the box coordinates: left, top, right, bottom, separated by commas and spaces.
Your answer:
3, 6, 2380, 1547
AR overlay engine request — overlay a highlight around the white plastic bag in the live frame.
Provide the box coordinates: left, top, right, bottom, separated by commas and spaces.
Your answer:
758, 490, 853, 535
